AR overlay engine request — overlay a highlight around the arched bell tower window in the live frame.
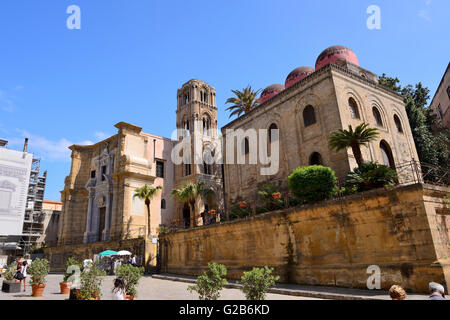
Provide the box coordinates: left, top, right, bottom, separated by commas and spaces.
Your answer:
348, 98, 360, 119
394, 115, 403, 133
303, 105, 316, 127
202, 114, 211, 136
372, 107, 383, 127
309, 152, 322, 165
380, 140, 395, 169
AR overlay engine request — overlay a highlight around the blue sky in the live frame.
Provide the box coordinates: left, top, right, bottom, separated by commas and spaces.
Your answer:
0, 0, 449, 200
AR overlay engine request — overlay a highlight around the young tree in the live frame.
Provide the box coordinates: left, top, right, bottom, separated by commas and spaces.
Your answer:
328, 123, 379, 168
225, 86, 261, 118
171, 182, 214, 227
133, 184, 162, 237
187, 262, 228, 300
240, 266, 279, 300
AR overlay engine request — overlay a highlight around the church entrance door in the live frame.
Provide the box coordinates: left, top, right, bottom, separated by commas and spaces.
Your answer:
98, 207, 106, 242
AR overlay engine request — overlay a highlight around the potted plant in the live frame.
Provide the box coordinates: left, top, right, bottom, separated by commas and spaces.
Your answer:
28, 258, 50, 297
60, 257, 80, 294
116, 264, 144, 300
77, 263, 106, 300
4, 263, 15, 281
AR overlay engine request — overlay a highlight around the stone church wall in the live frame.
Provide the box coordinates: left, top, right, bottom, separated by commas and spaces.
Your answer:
160, 183, 450, 293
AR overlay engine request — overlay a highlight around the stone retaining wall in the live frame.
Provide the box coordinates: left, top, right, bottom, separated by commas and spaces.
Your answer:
160, 183, 450, 293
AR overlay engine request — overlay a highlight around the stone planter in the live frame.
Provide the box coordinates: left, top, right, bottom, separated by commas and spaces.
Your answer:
59, 281, 72, 294
31, 283, 46, 297
2, 280, 21, 293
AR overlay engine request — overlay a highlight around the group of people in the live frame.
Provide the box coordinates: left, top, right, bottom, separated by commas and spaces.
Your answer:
101, 255, 139, 275
389, 282, 447, 300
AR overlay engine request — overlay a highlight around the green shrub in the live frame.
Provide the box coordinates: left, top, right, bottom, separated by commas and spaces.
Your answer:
116, 264, 144, 296
79, 264, 106, 299
4, 263, 16, 280
63, 257, 81, 283
229, 202, 252, 220
257, 184, 285, 211
288, 166, 337, 203
28, 258, 50, 285
345, 162, 398, 192
240, 266, 280, 300
187, 262, 228, 300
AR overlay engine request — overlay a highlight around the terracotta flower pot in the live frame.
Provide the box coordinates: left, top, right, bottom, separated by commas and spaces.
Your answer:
125, 294, 135, 300
31, 283, 46, 297
59, 281, 72, 294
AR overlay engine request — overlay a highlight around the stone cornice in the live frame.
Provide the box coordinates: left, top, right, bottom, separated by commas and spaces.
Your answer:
221, 63, 404, 131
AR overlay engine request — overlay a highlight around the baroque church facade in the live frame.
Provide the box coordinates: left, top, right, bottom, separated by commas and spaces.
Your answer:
57, 45, 419, 246
57, 80, 223, 245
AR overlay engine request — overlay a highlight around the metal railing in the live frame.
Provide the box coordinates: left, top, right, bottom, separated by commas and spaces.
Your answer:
396, 159, 450, 187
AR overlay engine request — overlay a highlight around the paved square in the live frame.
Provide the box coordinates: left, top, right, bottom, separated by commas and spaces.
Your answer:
0, 274, 322, 300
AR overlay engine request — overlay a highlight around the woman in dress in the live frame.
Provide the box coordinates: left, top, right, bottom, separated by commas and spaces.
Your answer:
20, 260, 28, 291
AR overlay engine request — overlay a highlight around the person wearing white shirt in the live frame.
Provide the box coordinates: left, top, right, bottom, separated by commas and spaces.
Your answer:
111, 277, 126, 300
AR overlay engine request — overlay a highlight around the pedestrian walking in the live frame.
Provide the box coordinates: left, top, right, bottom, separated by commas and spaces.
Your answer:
20, 261, 28, 292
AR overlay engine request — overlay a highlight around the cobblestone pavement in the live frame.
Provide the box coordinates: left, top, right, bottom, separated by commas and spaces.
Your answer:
0, 274, 322, 300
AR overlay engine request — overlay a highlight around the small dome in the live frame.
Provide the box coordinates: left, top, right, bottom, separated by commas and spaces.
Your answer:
259, 84, 285, 104
285, 66, 314, 88
315, 45, 358, 70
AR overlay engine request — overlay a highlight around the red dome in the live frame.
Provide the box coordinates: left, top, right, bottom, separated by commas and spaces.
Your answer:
315, 46, 358, 70
285, 66, 314, 88
259, 84, 285, 104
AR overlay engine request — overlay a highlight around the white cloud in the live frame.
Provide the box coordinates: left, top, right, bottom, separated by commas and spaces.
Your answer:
94, 131, 111, 140
0, 90, 14, 112
6, 130, 94, 162
418, 9, 432, 22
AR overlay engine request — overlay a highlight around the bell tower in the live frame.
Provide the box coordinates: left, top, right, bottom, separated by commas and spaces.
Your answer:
174, 79, 223, 228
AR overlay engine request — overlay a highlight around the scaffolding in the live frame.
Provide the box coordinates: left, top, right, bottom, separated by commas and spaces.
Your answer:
18, 158, 47, 256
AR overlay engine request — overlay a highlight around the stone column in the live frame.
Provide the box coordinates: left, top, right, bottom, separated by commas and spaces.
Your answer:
102, 193, 113, 241
83, 192, 94, 243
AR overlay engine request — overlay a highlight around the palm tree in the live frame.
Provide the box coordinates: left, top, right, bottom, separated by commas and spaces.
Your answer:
328, 122, 379, 168
225, 86, 261, 118
133, 184, 162, 237
171, 182, 214, 227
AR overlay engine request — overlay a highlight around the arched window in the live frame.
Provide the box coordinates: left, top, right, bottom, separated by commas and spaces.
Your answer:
161, 199, 166, 209
348, 98, 360, 119
372, 107, 383, 127
203, 161, 212, 175
183, 119, 190, 136
380, 140, 395, 169
268, 123, 278, 143
202, 114, 211, 136
394, 115, 403, 133
309, 152, 322, 165
303, 105, 316, 127
184, 163, 191, 176
243, 138, 249, 155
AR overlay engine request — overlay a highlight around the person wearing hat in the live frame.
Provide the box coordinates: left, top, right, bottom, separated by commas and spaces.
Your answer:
429, 282, 446, 300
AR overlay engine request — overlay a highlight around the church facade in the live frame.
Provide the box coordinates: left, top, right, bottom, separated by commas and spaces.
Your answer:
57, 80, 223, 245
222, 46, 419, 206
58, 45, 420, 246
